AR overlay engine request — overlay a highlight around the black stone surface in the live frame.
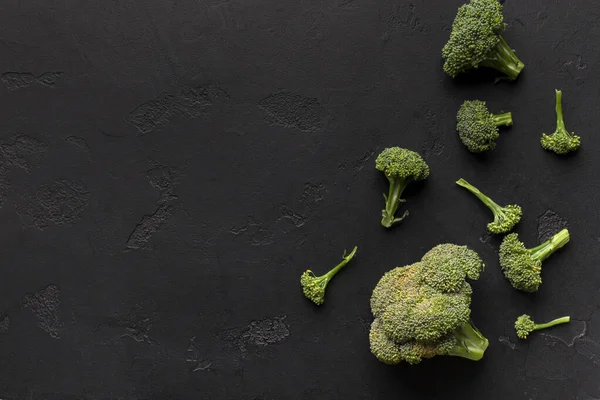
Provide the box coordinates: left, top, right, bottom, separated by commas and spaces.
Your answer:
0, 0, 598, 399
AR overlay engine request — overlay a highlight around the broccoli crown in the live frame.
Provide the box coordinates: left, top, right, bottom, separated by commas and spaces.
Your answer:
442, 0, 505, 78
488, 204, 522, 234
499, 233, 542, 292
541, 90, 581, 155
456, 100, 512, 153
375, 147, 430, 182
514, 315, 536, 339
300, 270, 327, 305
369, 244, 488, 365
499, 229, 569, 293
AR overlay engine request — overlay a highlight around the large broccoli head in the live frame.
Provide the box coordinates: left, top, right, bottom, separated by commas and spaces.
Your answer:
369, 244, 488, 365
457, 100, 513, 153
442, 0, 524, 80
375, 147, 430, 228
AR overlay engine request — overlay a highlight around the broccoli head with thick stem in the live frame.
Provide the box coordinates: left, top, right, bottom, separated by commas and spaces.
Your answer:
300, 246, 358, 305
541, 90, 581, 155
442, 0, 524, 80
369, 244, 488, 365
514, 314, 570, 339
375, 147, 429, 229
499, 229, 570, 292
457, 100, 513, 153
456, 178, 521, 234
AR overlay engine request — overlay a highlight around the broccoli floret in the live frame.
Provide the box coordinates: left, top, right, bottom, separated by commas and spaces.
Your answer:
541, 90, 581, 155
300, 246, 358, 305
442, 0, 524, 80
456, 178, 522, 234
514, 314, 570, 339
457, 100, 513, 153
499, 229, 570, 292
369, 244, 488, 365
375, 147, 429, 228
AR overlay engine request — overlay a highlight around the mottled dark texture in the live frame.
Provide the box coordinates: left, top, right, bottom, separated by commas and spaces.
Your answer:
0, 0, 598, 399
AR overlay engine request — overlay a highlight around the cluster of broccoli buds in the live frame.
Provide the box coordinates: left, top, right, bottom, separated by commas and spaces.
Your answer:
369, 244, 488, 365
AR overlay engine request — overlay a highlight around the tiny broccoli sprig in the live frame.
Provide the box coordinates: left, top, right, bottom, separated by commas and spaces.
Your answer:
541, 89, 581, 155
515, 314, 570, 339
499, 229, 570, 292
442, 0, 525, 80
300, 246, 358, 305
457, 100, 513, 153
456, 178, 521, 234
375, 147, 429, 229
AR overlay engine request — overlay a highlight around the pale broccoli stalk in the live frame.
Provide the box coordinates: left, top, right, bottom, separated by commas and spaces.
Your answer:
456, 178, 522, 234
541, 90, 581, 154
300, 246, 358, 305
515, 314, 570, 339
442, 0, 525, 80
446, 321, 489, 361
376, 147, 430, 228
499, 229, 570, 292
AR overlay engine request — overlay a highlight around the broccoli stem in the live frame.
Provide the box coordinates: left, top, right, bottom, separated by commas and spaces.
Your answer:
555, 89, 566, 132
492, 112, 513, 127
381, 177, 409, 228
447, 321, 489, 361
534, 316, 570, 331
528, 229, 570, 263
321, 246, 358, 284
456, 178, 503, 216
479, 36, 525, 80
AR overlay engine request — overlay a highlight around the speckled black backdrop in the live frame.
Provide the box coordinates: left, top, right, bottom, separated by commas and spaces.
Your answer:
0, 0, 599, 399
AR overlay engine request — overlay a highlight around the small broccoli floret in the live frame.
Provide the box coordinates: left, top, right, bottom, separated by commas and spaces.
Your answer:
456, 178, 522, 234
442, 0, 524, 80
515, 314, 570, 339
369, 244, 489, 365
541, 90, 581, 155
375, 147, 429, 229
499, 229, 570, 292
300, 246, 357, 305
456, 100, 513, 153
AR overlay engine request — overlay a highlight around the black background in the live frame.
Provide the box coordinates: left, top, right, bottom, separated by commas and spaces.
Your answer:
1, 0, 599, 399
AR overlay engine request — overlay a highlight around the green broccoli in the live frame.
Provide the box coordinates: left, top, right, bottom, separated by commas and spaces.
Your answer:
456, 100, 513, 153
541, 89, 581, 155
499, 229, 570, 292
375, 147, 429, 228
442, 0, 524, 80
456, 178, 521, 234
369, 244, 489, 365
300, 246, 358, 305
515, 314, 570, 339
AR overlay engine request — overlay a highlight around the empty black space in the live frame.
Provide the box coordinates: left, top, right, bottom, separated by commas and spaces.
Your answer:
0, 0, 598, 399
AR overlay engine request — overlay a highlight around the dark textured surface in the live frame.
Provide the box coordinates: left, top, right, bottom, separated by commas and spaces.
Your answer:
0, 0, 598, 399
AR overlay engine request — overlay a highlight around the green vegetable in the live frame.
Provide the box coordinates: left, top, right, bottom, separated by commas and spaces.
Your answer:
456, 178, 521, 234
457, 100, 513, 153
541, 90, 581, 155
515, 314, 570, 339
300, 246, 358, 305
369, 244, 488, 365
442, 0, 524, 80
375, 147, 430, 229
499, 229, 570, 292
